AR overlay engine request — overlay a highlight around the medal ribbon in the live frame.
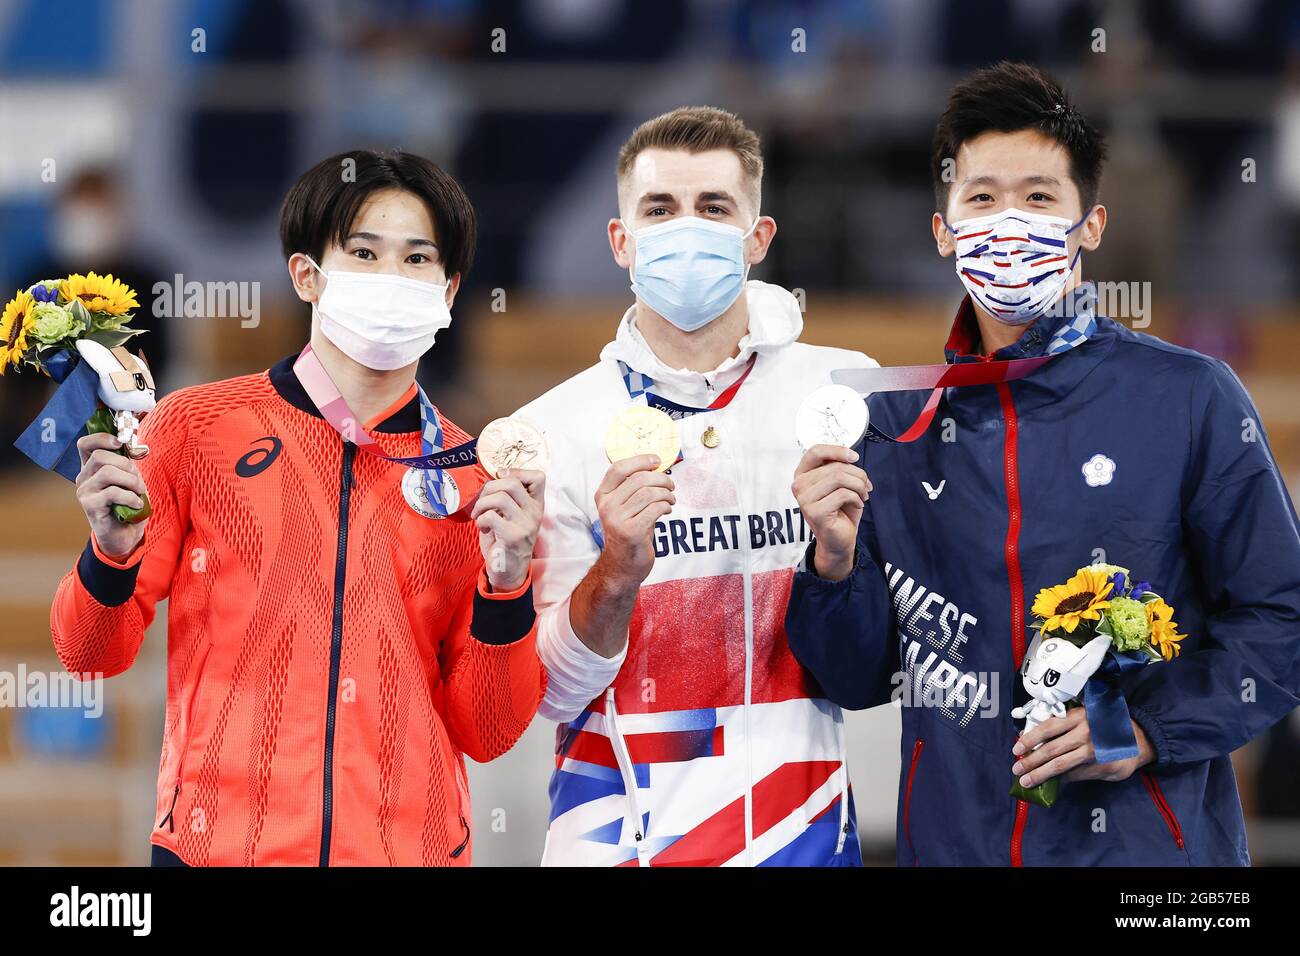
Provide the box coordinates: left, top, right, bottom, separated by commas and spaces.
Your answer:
293, 344, 485, 517
831, 293, 1097, 443
617, 352, 757, 465
619, 352, 757, 418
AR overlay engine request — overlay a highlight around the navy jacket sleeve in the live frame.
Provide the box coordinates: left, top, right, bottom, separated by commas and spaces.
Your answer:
785, 497, 898, 711
1124, 359, 1300, 765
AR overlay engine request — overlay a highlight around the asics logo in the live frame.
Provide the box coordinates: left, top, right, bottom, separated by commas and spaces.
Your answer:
236, 436, 282, 477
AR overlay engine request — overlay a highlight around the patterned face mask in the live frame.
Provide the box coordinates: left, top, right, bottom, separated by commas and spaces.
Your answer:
946, 207, 1089, 326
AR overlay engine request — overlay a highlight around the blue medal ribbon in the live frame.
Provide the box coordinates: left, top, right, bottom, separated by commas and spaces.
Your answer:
13, 350, 102, 482
1083, 648, 1151, 763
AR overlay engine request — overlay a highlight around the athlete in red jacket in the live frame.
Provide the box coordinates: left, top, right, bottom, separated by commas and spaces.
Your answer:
50, 150, 546, 866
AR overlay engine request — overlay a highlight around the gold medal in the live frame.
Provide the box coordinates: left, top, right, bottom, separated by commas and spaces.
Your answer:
701, 426, 721, 449
604, 406, 680, 472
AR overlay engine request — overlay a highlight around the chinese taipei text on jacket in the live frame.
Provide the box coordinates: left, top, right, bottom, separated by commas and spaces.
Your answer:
519, 280, 874, 866
785, 283, 1300, 866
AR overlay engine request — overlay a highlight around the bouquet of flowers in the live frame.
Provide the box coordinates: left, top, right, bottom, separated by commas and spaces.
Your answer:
1009, 564, 1185, 807
3, 273, 154, 523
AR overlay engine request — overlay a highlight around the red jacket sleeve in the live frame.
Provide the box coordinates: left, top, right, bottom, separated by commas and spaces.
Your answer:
439, 567, 546, 762
49, 393, 191, 678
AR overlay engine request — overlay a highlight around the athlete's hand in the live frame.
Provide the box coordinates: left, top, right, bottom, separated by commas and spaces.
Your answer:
792, 444, 871, 582
76, 432, 149, 559
472, 468, 545, 592
594, 454, 675, 589
1012, 710, 1155, 787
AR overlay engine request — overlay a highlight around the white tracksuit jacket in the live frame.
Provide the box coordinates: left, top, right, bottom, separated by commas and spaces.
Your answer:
516, 280, 877, 866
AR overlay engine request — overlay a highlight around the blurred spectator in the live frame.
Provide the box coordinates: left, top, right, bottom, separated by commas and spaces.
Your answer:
2, 166, 173, 470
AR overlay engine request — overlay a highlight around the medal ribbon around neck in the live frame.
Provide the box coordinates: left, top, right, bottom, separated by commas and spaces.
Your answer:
293, 344, 485, 517
619, 352, 757, 418
617, 352, 757, 465
830, 292, 1097, 443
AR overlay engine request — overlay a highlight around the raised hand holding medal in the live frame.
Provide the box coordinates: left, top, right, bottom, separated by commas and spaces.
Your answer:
585, 406, 682, 589
791, 383, 873, 582
473, 418, 549, 588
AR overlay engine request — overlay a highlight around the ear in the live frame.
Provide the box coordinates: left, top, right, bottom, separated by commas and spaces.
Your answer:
1023, 630, 1043, 670
744, 215, 777, 267
74, 337, 115, 373
1077, 204, 1106, 252
1074, 634, 1112, 675
444, 273, 462, 310
609, 218, 633, 270
933, 212, 956, 259
288, 252, 321, 305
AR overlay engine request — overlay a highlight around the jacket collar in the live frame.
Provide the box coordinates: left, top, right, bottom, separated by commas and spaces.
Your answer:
945, 283, 1099, 364
939, 283, 1116, 418
268, 352, 422, 434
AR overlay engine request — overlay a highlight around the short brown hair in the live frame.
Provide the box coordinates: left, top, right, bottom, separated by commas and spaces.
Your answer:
616, 106, 763, 211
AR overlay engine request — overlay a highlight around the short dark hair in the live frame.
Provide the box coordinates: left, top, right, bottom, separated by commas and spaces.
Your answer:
930, 61, 1107, 214
279, 149, 476, 278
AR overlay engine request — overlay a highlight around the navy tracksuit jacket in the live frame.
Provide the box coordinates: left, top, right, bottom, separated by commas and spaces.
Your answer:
785, 283, 1300, 866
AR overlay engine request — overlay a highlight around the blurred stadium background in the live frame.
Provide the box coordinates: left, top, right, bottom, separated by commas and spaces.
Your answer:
1, 0, 1299, 865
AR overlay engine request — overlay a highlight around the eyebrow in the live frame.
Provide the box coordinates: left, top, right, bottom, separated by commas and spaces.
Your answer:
345, 231, 439, 248
635, 190, 741, 209
960, 175, 1064, 188
635, 192, 679, 207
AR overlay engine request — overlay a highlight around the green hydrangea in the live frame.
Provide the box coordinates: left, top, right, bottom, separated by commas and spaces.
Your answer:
1106, 596, 1150, 652
1091, 563, 1131, 582
28, 302, 83, 345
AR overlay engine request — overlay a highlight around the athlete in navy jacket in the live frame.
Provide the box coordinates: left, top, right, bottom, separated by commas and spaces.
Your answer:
784, 63, 1300, 866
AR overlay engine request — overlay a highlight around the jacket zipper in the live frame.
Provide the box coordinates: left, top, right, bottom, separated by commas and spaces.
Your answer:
734, 432, 757, 866
997, 380, 1031, 867
157, 784, 180, 833
606, 689, 649, 866
450, 815, 471, 858
834, 710, 850, 854
1141, 771, 1186, 850
903, 738, 924, 865
319, 440, 356, 866
157, 640, 213, 835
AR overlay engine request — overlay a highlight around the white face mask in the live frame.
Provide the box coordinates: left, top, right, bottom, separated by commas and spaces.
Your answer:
55, 202, 121, 262
306, 256, 452, 370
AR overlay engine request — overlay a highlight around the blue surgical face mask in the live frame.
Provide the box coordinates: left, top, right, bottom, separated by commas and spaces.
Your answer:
623, 215, 757, 332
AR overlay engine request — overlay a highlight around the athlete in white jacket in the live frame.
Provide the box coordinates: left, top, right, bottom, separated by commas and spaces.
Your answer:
516, 107, 876, 866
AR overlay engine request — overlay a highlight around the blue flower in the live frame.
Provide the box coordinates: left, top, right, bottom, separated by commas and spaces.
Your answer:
1108, 571, 1127, 596
27, 282, 59, 304
1130, 580, 1151, 600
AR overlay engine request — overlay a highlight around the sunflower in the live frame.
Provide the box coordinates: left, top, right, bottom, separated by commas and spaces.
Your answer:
1031, 566, 1115, 634
1146, 598, 1185, 661
60, 272, 139, 316
0, 289, 35, 374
